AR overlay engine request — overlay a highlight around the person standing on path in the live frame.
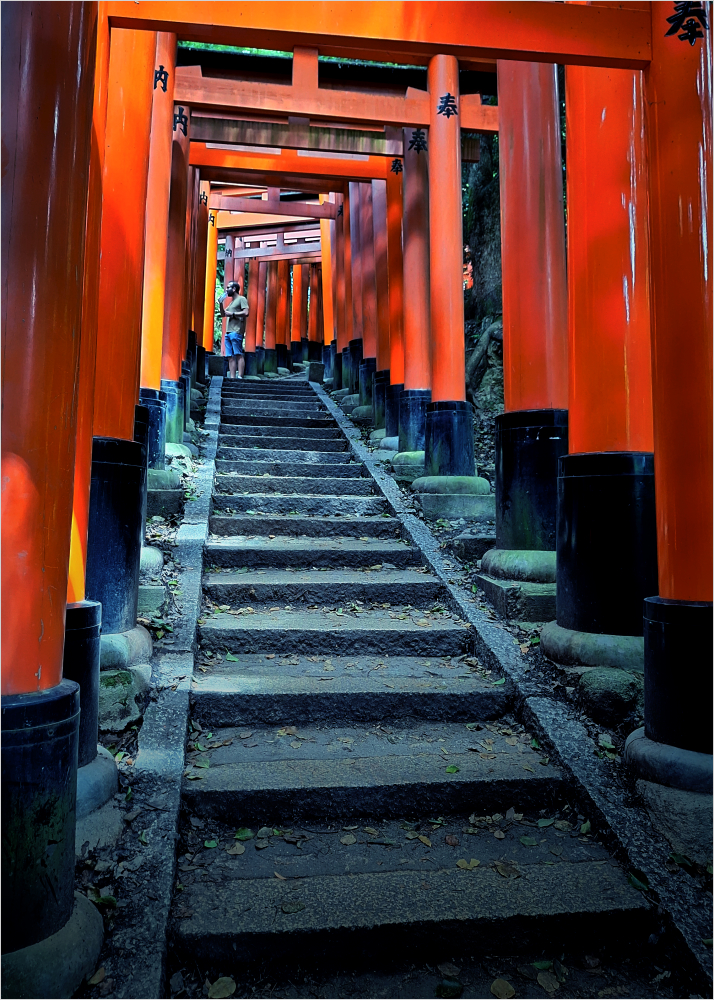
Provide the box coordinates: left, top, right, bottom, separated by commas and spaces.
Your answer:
223, 280, 249, 379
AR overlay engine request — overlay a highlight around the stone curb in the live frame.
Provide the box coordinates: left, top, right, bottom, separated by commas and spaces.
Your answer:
314, 382, 712, 991
103, 377, 221, 1000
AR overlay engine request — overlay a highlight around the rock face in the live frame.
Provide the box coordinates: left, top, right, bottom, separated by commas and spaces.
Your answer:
578, 667, 642, 726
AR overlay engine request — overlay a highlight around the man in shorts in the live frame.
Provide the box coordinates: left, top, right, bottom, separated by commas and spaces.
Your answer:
223, 280, 249, 378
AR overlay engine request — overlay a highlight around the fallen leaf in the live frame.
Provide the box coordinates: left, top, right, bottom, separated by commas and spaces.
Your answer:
340, 834, 357, 845
520, 836, 538, 847
418, 835, 432, 847
226, 843, 245, 855
537, 818, 554, 828
225, 652, 239, 662
363, 826, 379, 836
257, 826, 274, 838
554, 960, 568, 983
627, 869, 649, 892
438, 963, 461, 978
405, 831, 420, 840
491, 979, 516, 999
274, 872, 287, 880
445, 834, 460, 847
522, 764, 535, 773
533, 961, 552, 971
580, 820, 591, 835
491, 678, 506, 686
495, 862, 520, 879
234, 827, 254, 841
194, 759, 210, 769
208, 976, 237, 999
553, 820, 572, 831
445, 765, 460, 774
537, 970, 560, 993
88, 967, 105, 986
456, 858, 480, 870
281, 900, 305, 913
493, 829, 506, 840
238, 730, 254, 739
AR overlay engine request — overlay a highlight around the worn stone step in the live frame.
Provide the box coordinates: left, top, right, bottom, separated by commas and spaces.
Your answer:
191, 653, 510, 724
211, 494, 388, 516
173, 844, 648, 968
204, 568, 443, 603
204, 537, 419, 569
198, 606, 471, 655
220, 425, 344, 442
221, 385, 314, 395
214, 474, 374, 496
221, 414, 336, 429
208, 514, 400, 538
180, 720, 563, 820
218, 437, 348, 453
221, 392, 316, 403
222, 401, 326, 415
217, 446, 352, 463
214, 459, 362, 479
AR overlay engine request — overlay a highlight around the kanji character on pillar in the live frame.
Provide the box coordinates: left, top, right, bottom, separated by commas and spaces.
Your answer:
408, 129, 428, 153
436, 93, 458, 117
390, 158, 403, 174
173, 106, 188, 135
665, 2, 709, 44
154, 64, 169, 91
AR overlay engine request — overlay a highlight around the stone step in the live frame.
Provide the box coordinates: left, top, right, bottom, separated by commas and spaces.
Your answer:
221, 392, 317, 403
221, 386, 314, 395
214, 459, 363, 479
221, 414, 336, 429
218, 437, 348, 453
190, 654, 510, 724
222, 401, 326, 415
220, 425, 344, 442
214, 474, 374, 496
203, 568, 443, 603
204, 537, 419, 569
181, 720, 563, 820
208, 514, 401, 538
216, 446, 352, 463
211, 494, 389, 516
198, 607, 472, 656
173, 839, 648, 969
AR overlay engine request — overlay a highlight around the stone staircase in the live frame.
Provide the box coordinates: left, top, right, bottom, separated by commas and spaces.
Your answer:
169, 377, 652, 975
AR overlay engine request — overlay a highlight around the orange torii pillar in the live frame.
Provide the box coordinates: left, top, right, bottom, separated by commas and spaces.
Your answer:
332, 194, 348, 389
357, 182, 378, 415
218, 233, 235, 378
161, 101, 192, 441
339, 189, 355, 390
385, 162, 405, 444
264, 261, 279, 373
319, 194, 336, 378
255, 259, 268, 373
299, 251, 311, 363
87, 27, 155, 639
624, 22, 712, 770
307, 263, 320, 359
290, 264, 305, 368
396, 125, 431, 460
244, 257, 260, 376
347, 181, 364, 392
1, 4, 102, 983
541, 64, 657, 671
139, 31, 177, 470
372, 178, 391, 429
193, 179, 210, 384
487, 61, 569, 589
424, 54, 474, 478
202, 210, 219, 356
275, 259, 290, 371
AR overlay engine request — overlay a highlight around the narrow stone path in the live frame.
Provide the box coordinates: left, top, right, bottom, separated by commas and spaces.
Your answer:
169, 377, 651, 981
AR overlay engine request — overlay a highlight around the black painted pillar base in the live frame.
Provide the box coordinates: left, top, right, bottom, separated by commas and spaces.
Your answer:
373, 370, 389, 429
342, 348, 352, 392
187, 331, 197, 387
138, 387, 167, 470
62, 601, 102, 768
255, 347, 265, 374
1, 680, 80, 953
308, 340, 322, 362
244, 351, 258, 377
276, 343, 288, 370
195, 345, 206, 385
424, 401, 476, 477
386, 383, 404, 438
643, 597, 713, 753
85, 437, 146, 634
291, 341, 303, 367
349, 338, 363, 395
263, 348, 278, 373
301, 337, 310, 362
160, 379, 184, 444
322, 344, 334, 379
133, 403, 150, 542
556, 452, 658, 636
359, 358, 377, 407
179, 364, 191, 429
398, 389, 431, 453
495, 409, 568, 551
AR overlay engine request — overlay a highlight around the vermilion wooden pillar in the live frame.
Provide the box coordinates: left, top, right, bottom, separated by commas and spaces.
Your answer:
399, 126, 431, 455
348, 181, 363, 391
162, 101, 191, 385
627, 17, 712, 761
220, 233, 234, 358
425, 54, 473, 476
255, 259, 268, 371
358, 182, 378, 409
308, 264, 319, 344
202, 211, 218, 353
493, 60, 569, 558
385, 166, 405, 441
93, 28, 156, 441
244, 256, 260, 375
2, 1, 97, 695
276, 258, 290, 369
67, 5, 110, 605
193, 179, 210, 352
333, 194, 347, 388
319, 194, 335, 348
372, 179, 390, 428
264, 261, 278, 372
